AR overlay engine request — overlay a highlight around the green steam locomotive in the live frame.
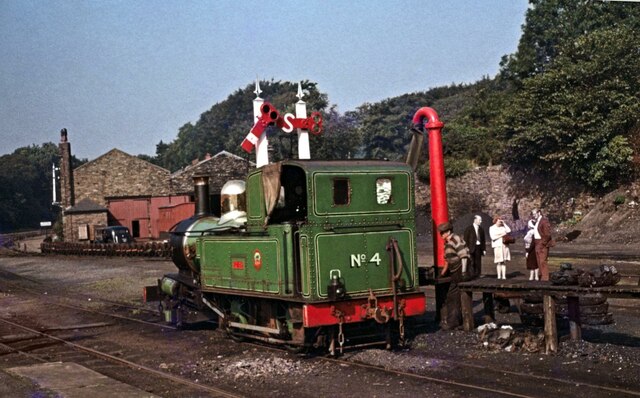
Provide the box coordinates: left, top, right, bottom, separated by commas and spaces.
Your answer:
159, 159, 426, 354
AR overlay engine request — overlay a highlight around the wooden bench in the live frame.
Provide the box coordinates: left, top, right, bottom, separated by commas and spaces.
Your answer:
457, 278, 640, 353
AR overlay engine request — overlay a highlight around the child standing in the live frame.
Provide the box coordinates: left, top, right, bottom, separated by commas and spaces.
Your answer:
524, 218, 539, 280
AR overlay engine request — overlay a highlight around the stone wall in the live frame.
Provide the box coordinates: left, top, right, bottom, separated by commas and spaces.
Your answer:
447, 165, 539, 227
416, 165, 598, 233
63, 212, 108, 242
74, 149, 171, 206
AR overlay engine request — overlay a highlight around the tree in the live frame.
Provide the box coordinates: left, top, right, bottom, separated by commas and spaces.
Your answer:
153, 80, 329, 171
441, 77, 514, 167
312, 107, 361, 160
0, 144, 85, 232
501, 26, 640, 190
355, 84, 475, 160
501, 0, 640, 83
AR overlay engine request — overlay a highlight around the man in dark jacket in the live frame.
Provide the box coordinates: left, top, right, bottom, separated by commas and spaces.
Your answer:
464, 215, 486, 279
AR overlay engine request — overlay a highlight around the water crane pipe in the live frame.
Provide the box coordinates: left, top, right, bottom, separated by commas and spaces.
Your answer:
412, 107, 448, 269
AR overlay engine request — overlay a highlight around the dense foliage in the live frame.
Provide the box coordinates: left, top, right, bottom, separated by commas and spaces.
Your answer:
153, 80, 337, 171
501, 26, 640, 190
0, 144, 85, 232
500, 0, 640, 83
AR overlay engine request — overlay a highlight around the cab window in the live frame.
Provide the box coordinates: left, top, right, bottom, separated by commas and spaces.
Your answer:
376, 178, 392, 204
333, 178, 350, 206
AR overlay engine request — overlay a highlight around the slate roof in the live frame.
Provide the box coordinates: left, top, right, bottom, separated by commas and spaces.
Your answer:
65, 198, 108, 214
170, 151, 253, 194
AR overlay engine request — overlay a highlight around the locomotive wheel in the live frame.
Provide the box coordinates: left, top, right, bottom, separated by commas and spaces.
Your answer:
284, 343, 308, 355
218, 316, 245, 343
225, 328, 245, 342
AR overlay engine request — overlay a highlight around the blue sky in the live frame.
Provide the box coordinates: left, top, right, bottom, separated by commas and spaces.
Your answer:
0, 1, 528, 160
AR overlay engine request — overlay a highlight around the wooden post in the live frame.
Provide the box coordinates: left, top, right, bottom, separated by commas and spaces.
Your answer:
567, 296, 582, 341
543, 295, 557, 353
482, 293, 495, 323
461, 290, 474, 331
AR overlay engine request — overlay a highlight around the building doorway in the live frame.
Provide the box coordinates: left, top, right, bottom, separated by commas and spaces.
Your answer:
132, 220, 140, 238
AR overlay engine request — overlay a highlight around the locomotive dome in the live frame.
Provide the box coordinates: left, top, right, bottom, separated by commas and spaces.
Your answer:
219, 180, 247, 226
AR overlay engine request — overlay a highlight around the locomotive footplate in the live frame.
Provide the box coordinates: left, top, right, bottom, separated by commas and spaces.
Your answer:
302, 292, 426, 328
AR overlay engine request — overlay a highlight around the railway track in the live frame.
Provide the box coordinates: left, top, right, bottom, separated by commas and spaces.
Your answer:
1, 257, 638, 397
230, 335, 639, 398
338, 351, 639, 398
0, 317, 240, 398
0, 267, 165, 326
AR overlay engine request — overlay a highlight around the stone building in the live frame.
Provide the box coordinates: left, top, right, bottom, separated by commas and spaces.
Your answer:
62, 198, 108, 242
59, 130, 252, 242
169, 151, 254, 215
74, 148, 172, 207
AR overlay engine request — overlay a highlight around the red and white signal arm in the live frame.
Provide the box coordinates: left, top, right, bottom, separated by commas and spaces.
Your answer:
253, 249, 262, 270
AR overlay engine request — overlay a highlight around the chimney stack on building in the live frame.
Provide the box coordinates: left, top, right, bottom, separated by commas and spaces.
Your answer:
58, 128, 75, 209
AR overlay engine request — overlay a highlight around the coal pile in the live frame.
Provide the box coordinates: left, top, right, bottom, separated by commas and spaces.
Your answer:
475, 323, 546, 353
520, 263, 618, 326
551, 262, 621, 287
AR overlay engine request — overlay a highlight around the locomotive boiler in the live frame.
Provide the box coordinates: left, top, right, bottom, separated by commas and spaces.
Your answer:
158, 160, 426, 353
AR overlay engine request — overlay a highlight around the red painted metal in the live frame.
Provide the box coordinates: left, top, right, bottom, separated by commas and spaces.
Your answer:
107, 195, 193, 239
241, 102, 280, 153
302, 293, 426, 327
412, 107, 448, 269
241, 103, 324, 153
108, 198, 151, 239
157, 200, 195, 235
276, 111, 324, 135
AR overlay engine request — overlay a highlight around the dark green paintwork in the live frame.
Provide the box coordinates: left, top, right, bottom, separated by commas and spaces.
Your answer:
196, 160, 419, 303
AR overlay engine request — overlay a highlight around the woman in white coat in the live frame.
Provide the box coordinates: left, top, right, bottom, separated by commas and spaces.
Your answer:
489, 216, 511, 279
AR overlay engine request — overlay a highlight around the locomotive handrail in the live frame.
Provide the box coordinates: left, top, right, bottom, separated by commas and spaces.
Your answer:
324, 224, 404, 233
386, 237, 404, 320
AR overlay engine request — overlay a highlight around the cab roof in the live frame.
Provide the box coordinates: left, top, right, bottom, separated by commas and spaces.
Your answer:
249, 159, 411, 176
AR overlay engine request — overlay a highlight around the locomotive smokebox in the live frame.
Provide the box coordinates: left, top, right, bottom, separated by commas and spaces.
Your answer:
194, 175, 211, 217
169, 175, 218, 274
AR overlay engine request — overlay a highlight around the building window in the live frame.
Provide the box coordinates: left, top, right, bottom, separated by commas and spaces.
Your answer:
333, 178, 350, 206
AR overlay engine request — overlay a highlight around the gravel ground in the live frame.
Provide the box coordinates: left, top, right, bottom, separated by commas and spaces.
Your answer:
0, 241, 639, 397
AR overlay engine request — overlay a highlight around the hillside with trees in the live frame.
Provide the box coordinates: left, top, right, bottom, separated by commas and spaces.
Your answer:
0, 144, 85, 233
149, 1, 639, 194
1, 0, 638, 232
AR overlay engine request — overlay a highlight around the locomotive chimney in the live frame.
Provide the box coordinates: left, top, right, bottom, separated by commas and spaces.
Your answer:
193, 175, 211, 217
58, 128, 75, 209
